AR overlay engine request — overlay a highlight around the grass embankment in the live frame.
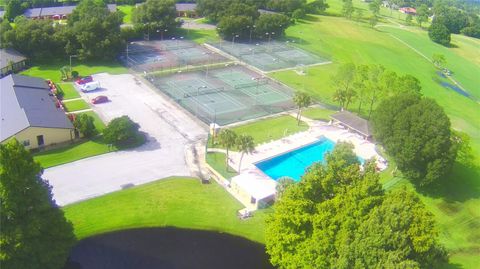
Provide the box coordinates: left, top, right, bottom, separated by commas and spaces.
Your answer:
231, 115, 308, 146
34, 138, 114, 168
272, 8, 479, 267
63, 99, 90, 112
63, 178, 269, 243
206, 152, 238, 180
301, 108, 336, 121
21, 60, 127, 83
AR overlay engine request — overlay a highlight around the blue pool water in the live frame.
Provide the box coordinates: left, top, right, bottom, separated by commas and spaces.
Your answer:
255, 138, 336, 182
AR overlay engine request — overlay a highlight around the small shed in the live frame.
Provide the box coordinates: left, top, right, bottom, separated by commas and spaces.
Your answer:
231, 171, 277, 210
0, 48, 28, 78
330, 110, 372, 140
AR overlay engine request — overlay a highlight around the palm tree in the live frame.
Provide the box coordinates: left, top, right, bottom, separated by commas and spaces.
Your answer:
217, 129, 237, 170
333, 89, 347, 109
293, 92, 312, 125
236, 134, 255, 172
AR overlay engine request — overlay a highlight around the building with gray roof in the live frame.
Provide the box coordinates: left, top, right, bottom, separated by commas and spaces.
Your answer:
0, 48, 28, 78
330, 110, 372, 139
1, 74, 75, 149
22, 4, 116, 19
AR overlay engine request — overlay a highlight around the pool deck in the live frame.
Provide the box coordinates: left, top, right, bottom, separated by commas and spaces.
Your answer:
226, 116, 387, 210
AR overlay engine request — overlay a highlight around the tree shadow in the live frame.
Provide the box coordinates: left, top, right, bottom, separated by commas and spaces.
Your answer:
416, 161, 480, 203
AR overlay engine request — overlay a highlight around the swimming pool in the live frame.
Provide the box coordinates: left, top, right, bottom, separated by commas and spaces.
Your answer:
255, 138, 336, 182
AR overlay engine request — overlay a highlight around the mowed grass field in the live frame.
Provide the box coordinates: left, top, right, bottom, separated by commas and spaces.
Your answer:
21, 60, 127, 83
63, 178, 269, 242
270, 11, 480, 268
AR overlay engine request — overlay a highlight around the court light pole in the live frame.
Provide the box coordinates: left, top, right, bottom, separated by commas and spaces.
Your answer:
196, 85, 207, 116
231, 34, 239, 48
69, 54, 78, 74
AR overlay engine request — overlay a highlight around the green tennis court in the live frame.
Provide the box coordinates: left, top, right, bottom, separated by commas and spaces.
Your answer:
208, 41, 330, 72
150, 65, 295, 125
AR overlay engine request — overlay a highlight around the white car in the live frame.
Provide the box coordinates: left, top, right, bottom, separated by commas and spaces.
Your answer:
81, 81, 101, 92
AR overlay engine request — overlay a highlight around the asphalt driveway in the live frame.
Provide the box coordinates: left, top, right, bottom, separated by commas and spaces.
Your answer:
44, 73, 207, 206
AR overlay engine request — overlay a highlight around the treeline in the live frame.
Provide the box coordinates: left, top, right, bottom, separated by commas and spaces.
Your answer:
196, 0, 328, 40
0, 0, 182, 61
266, 143, 448, 268
0, 0, 124, 60
330, 63, 422, 118
429, 0, 480, 46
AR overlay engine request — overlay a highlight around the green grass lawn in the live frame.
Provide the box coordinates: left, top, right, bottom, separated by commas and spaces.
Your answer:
63, 178, 269, 243
118, 5, 134, 24
206, 152, 238, 180
34, 137, 114, 168
21, 60, 127, 83
57, 83, 80, 100
63, 99, 90, 112
75, 111, 106, 132
301, 107, 336, 121
231, 115, 309, 146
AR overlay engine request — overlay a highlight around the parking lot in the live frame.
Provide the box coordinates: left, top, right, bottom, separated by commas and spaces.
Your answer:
44, 73, 207, 206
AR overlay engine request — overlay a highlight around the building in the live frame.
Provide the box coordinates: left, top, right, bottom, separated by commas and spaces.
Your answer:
330, 110, 372, 140
175, 3, 197, 17
399, 7, 417, 15
1, 74, 75, 149
0, 49, 28, 78
22, 4, 117, 20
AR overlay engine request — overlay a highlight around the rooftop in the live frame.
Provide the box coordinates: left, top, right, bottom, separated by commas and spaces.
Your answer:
0, 74, 73, 142
0, 48, 27, 70
330, 110, 372, 137
22, 4, 117, 18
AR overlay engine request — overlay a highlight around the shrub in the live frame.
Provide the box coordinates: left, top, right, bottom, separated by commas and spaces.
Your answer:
103, 116, 143, 147
71, 70, 79, 79
73, 114, 97, 138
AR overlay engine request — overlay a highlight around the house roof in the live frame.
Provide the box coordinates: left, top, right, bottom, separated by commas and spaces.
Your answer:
22, 4, 116, 18
175, 3, 197, 12
258, 9, 279, 14
330, 110, 372, 137
0, 48, 27, 70
231, 170, 277, 201
0, 74, 73, 142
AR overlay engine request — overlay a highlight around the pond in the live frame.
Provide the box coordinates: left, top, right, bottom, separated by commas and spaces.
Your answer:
66, 227, 275, 269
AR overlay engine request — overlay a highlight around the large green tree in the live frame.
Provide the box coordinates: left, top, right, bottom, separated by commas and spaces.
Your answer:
253, 13, 290, 39
132, 0, 179, 38
66, 0, 124, 60
331, 63, 356, 109
266, 0, 306, 14
2, 16, 63, 59
0, 139, 75, 269
217, 15, 254, 40
265, 142, 447, 268
371, 94, 458, 186
4, 0, 23, 22
428, 20, 451, 46
104, 116, 142, 147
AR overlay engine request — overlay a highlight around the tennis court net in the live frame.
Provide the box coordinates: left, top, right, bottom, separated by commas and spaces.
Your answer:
184, 87, 225, 97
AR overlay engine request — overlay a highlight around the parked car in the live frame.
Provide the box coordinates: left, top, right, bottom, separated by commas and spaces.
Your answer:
91, 95, 109, 104
81, 81, 101, 92
76, 76, 93, 85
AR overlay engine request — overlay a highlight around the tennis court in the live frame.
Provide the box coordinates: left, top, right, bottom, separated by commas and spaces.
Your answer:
208, 41, 330, 72
149, 65, 295, 125
119, 40, 228, 73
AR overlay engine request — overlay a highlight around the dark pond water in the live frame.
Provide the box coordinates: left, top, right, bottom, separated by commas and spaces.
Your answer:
66, 227, 275, 269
